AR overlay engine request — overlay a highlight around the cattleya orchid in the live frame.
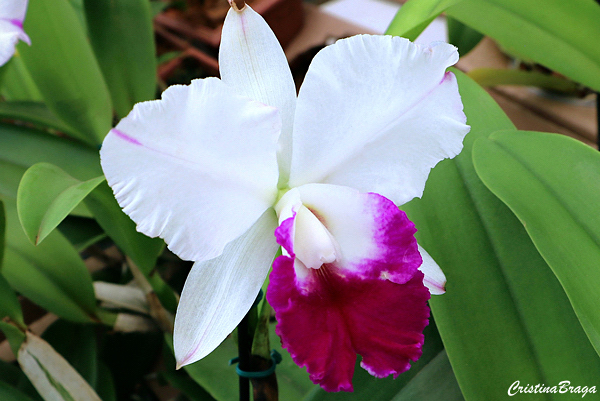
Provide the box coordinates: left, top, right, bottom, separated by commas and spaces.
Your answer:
100, 1, 469, 392
0, 0, 30, 66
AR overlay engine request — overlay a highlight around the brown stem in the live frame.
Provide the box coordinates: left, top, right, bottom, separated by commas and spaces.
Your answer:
250, 355, 279, 401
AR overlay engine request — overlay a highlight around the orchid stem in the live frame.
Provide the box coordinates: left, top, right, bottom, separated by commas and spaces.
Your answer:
238, 309, 252, 401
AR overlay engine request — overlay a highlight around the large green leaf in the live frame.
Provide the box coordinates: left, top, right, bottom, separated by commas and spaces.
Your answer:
83, 0, 156, 118
473, 130, 600, 356
1, 201, 98, 323
18, 0, 113, 145
17, 163, 104, 245
401, 70, 600, 399
445, 0, 600, 91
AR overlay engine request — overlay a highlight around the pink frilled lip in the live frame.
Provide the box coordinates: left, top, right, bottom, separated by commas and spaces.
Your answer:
267, 192, 430, 391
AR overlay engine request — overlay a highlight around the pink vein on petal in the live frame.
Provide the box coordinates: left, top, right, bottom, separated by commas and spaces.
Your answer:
9, 19, 24, 29
112, 129, 143, 146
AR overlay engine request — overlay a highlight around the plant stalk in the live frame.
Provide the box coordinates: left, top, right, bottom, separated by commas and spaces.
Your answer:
238, 310, 252, 401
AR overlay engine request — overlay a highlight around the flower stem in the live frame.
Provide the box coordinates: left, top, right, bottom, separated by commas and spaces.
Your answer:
238, 309, 252, 401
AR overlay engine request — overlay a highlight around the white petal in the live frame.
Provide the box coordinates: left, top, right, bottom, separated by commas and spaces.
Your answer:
418, 245, 446, 295
0, 0, 28, 21
220, 5, 297, 184
0, 19, 30, 67
100, 78, 280, 262
173, 209, 279, 367
289, 35, 470, 205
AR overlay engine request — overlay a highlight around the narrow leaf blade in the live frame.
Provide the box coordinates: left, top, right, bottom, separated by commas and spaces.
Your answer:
17, 163, 104, 245
18, 0, 113, 145
2, 202, 98, 323
83, 0, 156, 118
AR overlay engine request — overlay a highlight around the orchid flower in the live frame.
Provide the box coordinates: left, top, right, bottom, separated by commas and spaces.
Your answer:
100, 2, 469, 392
0, 0, 30, 67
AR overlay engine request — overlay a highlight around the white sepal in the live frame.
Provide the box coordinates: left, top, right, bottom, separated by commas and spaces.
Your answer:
174, 209, 279, 367
220, 5, 297, 184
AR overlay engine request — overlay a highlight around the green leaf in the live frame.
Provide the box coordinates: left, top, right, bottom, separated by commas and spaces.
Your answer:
1, 201, 98, 323
160, 370, 217, 401
0, 200, 4, 265
0, 56, 43, 102
393, 351, 463, 401
57, 216, 106, 252
0, 381, 37, 401
85, 182, 163, 276
18, 0, 113, 145
446, 0, 600, 91
468, 68, 580, 94
446, 17, 483, 56
83, 0, 156, 118
0, 102, 79, 138
401, 70, 600, 400
473, 129, 600, 356
0, 272, 26, 329
42, 321, 99, 390
0, 357, 23, 386
95, 363, 117, 401
84, 183, 176, 312
386, 0, 463, 40
17, 163, 104, 245
0, 321, 27, 357
0, 200, 27, 329
0, 123, 102, 200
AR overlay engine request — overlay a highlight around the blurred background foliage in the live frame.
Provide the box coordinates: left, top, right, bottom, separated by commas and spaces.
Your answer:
1, 0, 600, 399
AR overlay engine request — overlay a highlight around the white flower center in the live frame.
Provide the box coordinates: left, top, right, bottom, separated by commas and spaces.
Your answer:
294, 205, 338, 269
275, 188, 339, 270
